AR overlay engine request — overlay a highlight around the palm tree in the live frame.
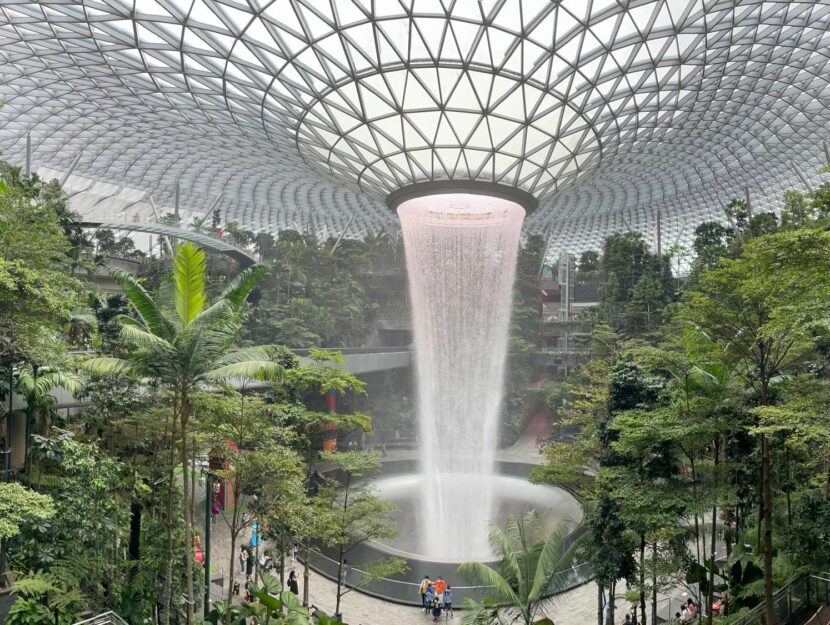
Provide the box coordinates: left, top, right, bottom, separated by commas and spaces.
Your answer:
16, 366, 81, 438
85, 242, 284, 625
458, 511, 578, 625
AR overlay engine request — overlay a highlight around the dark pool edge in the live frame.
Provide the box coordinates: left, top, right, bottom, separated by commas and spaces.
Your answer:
304, 458, 592, 607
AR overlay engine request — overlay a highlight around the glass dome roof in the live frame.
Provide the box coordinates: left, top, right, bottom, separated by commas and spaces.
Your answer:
0, 0, 829, 252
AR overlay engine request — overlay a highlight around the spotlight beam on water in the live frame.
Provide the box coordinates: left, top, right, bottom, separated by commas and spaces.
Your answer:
398, 193, 525, 559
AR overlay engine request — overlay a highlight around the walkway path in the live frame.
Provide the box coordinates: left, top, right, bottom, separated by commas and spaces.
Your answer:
194, 435, 605, 624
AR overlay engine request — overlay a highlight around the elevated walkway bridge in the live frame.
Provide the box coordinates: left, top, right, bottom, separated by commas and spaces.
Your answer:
37, 346, 413, 413
78, 219, 257, 267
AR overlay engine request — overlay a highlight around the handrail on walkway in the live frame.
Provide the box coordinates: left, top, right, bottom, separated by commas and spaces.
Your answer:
72, 611, 130, 625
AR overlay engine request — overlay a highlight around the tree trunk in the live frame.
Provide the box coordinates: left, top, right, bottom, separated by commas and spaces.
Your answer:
279, 534, 285, 590
725, 507, 733, 560
707, 503, 717, 625
689, 452, 702, 598
335, 472, 351, 617
335, 542, 344, 617
609, 580, 616, 625
761, 434, 778, 625
128, 501, 142, 581
597, 583, 604, 625
225, 527, 239, 625
303, 541, 311, 607
162, 409, 177, 625
651, 541, 658, 625
756, 489, 763, 555
180, 392, 195, 625
639, 534, 647, 625
785, 449, 792, 529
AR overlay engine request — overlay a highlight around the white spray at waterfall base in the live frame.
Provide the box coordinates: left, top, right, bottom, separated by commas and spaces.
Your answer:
398, 193, 525, 560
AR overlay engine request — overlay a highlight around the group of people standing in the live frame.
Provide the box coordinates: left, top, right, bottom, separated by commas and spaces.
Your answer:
618, 598, 701, 625
418, 576, 453, 621
673, 598, 700, 623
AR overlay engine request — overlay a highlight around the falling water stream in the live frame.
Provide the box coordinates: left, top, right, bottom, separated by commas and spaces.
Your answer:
398, 193, 525, 559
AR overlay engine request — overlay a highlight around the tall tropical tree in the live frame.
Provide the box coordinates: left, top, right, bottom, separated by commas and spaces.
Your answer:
458, 512, 576, 625
683, 228, 830, 624
85, 243, 284, 625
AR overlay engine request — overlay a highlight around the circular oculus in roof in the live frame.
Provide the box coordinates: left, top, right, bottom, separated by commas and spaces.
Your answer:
295, 67, 601, 202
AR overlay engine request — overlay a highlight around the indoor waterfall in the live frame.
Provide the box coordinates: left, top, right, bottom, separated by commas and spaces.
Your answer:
398, 193, 525, 559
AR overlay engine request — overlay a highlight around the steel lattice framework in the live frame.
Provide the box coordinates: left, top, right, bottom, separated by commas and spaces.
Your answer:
1, 0, 829, 252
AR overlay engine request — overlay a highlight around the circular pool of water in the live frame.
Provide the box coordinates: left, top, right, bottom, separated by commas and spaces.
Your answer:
369, 472, 583, 562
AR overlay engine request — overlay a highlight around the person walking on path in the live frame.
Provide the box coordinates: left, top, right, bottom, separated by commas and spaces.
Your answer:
419, 576, 431, 609
443, 586, 454, 620
433, 576, 447, 603
431, 596, 442, 622
288, 570, 299, 595
245, 550, 254, 580
424, 582, 435, 614
339, 559, 348, 589
239, 546, 247, 574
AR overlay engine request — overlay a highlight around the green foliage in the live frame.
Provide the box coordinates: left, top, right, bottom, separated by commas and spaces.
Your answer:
84, 242, 280, 388
584, 495, 636, 591
8, 571, 84, 625
578, 250, 600, 272
316, 451, 404, 614
785, 491, 830, 569
240, 228, 406, 348
10, 431, 130, 615
0, 163, 81, 365
691, 221, 734, 272
684, 228, 830, 400
458, 511, 577, 625
0, 483, 54, 540
205, 586, 349, 625
92, 229, 144, 261
598, 232, 672, 336
501, 234, 545, 444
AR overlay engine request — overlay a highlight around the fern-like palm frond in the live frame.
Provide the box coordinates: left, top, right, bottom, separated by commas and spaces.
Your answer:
206, 354, 284, 383
457, 561, 521, 606
16, 369, 82, 399
529, 521, 569, 602
109, 267, 174, 339
118, 317, 174, 352
172, 242, 207, 328
82, 356, 136, 377
487, 523, 521, 587
215, 262, 267, 312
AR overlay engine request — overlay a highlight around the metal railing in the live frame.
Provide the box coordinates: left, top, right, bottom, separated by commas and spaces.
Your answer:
723, 574, 830, 625
303, 549, 592, 607
72, 611, 130, 625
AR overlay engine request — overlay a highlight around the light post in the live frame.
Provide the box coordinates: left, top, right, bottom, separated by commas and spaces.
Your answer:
4, 365, 13, 482
0, 365, 13, 588
202, 470, 220, 616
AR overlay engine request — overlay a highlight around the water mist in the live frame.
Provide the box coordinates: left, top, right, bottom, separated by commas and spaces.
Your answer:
398, 193, 525, 560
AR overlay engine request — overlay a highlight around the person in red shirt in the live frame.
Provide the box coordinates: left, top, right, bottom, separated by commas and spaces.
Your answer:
434, 576, 447, 598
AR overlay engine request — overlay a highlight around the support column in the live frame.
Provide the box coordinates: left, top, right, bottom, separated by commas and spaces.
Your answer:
656, 208, 662, 257
204, 473, 212, 616
323, 390, 337, 452
24, 132, 31, 178
60, 152, 83, 186
174, 181, 181, 220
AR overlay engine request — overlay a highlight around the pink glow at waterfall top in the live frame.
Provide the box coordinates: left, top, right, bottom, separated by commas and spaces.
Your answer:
398, 192, 525, 559
395, 193, 527, 226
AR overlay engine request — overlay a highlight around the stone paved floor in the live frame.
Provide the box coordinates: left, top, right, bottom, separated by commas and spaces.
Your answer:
302, 571, 600, 625
195, 440, 606, 625
199, 501, 604, 624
